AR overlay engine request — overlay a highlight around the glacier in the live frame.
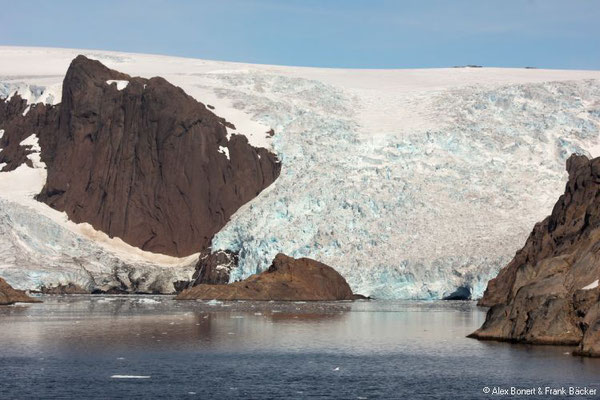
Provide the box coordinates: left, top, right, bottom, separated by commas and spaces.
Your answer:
1, 47, 600, 298
211, 75, 600, 299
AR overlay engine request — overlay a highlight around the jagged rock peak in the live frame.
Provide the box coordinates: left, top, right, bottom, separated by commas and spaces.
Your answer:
0, 55, 282, 257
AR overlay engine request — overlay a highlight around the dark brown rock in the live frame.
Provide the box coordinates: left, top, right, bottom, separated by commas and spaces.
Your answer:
39, 283, 90, 295
0, 95, 58, 171
188, 249, 238, 286
471, 154, 600, 355
0, 278, 41, 305
176, 253, 355, 301
0, 55, 281, 257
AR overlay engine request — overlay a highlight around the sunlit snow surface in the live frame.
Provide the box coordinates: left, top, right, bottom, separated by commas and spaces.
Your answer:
1, 47, 600, 298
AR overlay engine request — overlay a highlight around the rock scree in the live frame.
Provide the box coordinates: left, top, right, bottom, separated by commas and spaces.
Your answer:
176, 253, 358, 301
470, 154, 600, 356
0, 278, 41, 305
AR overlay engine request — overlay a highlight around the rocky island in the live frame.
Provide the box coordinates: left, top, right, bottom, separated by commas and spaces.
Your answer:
470, 154, 600, 357
0, 278, 41, 305
177, 253, 358, 301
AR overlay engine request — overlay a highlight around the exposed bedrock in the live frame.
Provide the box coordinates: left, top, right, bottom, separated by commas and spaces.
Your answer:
470, 154, 600, 356
0, 277, 41, 305
176, 253, 357, 301
0, 55, 281, 257
187, 249, 238, 287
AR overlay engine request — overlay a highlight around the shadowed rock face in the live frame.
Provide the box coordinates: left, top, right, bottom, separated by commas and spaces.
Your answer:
0, 95, 58, 171
471, 154, 600, 356
0, 278, 41, 305
176, 253, 356, 301
187, 249, 238, 286
0, 55, 280, 257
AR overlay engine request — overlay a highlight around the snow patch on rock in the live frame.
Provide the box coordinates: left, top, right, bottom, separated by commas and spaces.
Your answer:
106, 80, 129, 90
583, 280, 599, 290
218, 145, 230, 160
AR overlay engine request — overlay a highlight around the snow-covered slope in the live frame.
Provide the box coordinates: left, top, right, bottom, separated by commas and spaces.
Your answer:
1, 46, 600, 298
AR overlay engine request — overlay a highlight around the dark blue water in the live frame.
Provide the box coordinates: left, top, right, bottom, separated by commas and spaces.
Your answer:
1, 296, 599, 399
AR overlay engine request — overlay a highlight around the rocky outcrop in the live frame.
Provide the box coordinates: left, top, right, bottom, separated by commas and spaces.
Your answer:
0, 55, 281, 257
176, 253, 356, 301
187, 249, 238, 286
470, 154, 600, 355
40, 283, 90, 295
0, 277, 41, 305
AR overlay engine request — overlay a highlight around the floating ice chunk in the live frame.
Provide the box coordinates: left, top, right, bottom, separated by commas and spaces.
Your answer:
218, 146, 230, 160
137, 298, 160, 304
333, 367, 340, 371
106, 80, 129, 90
110, 375, 151, 379
582, 279, 599, 290
206, 299, 222, 306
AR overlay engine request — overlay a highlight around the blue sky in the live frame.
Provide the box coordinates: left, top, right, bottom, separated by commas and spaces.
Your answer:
1, 0, 599, 69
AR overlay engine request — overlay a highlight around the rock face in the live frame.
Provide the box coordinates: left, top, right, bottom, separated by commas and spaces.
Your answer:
0, 278, 41, 305
0, 55, 280, 257
40, 283, 90, 295
471, 154, 600, 356
187, 249, 238, 286
176, 253, 356, 301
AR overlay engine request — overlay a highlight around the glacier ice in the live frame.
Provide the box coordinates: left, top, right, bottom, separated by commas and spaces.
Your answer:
1, 47, 600, 300
0, 197, 195, 292
207, 72, 600, 299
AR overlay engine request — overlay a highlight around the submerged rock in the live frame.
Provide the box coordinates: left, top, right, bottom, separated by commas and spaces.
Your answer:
176, 253, 355, 301
470, 154, 600, 355
0, 278, 41, 305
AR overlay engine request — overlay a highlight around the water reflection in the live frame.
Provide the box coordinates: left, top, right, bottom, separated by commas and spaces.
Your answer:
2, 296, 600, 400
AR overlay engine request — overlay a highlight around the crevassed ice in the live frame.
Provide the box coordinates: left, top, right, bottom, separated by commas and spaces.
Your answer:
0, 198, 195, 292
208, 72, 600, 299
0, 82, 62, 105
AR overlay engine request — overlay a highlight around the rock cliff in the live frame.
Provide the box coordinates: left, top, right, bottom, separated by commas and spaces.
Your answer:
176, 253, 356, 301
0, 55, 280, 257
471, 154, 600, 356
0, 278, 41, 305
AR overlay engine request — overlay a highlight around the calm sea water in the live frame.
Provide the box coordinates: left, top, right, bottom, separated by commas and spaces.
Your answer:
1, 296, 599, 399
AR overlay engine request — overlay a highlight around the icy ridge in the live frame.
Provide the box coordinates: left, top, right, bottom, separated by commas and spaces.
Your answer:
209, 72, 600, 299
0, 198, 195, 292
